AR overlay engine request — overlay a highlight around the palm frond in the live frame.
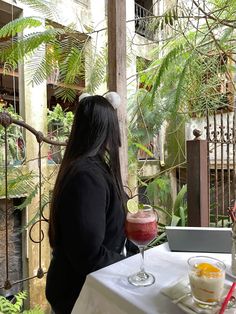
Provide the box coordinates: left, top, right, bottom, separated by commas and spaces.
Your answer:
0, 17, 42, 38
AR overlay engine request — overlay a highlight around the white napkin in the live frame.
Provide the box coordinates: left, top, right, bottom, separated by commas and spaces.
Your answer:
162, 278, 236, 314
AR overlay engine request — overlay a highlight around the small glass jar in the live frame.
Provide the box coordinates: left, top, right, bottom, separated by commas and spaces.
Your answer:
231, 222, 236, 275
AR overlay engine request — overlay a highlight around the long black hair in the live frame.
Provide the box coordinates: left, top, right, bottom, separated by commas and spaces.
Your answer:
48, 95, 125, 247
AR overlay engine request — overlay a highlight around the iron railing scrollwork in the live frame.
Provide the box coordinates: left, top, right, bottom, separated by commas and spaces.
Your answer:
135, 3, 155, 40
0, 110, 66, 291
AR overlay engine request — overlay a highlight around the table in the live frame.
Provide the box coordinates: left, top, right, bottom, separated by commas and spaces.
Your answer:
71, 243, 232, 314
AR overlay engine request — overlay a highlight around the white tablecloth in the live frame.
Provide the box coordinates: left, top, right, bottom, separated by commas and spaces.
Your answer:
71, 243, 232, 314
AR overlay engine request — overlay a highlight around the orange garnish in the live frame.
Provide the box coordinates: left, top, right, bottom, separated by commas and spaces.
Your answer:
195, 263, 221, 278
206, 298, 218, 303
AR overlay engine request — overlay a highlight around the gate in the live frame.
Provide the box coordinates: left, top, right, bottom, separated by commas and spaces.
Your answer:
206, 110, 236, 226
0, 110, 66, 302
187, 109, 236, 226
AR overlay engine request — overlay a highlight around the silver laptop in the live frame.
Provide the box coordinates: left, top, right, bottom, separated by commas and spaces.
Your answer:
166, 226, 232, 253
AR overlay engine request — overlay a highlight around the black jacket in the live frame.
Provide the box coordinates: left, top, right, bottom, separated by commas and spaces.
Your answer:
46, 156, 129, 314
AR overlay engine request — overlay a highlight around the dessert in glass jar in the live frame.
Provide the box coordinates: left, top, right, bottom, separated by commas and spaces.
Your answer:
188, 256, 226, 306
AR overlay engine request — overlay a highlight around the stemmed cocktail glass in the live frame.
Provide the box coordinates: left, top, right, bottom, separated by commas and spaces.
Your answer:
125, 205, 158, 287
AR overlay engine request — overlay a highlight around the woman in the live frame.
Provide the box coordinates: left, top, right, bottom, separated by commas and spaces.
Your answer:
46, 94, 134, 314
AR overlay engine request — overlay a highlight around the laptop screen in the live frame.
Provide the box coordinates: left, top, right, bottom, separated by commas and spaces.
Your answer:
165, 226, 231, 253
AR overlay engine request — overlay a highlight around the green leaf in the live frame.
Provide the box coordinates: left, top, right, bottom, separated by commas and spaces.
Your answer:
152, 205, 172, 218
134, 142, 154, 158
149, 231, 167, 246
179, 206, 186, 226
173, 185, 187, 213
0, 17, 42, 38
171, 214, 181, 226
0, 291, 27, 314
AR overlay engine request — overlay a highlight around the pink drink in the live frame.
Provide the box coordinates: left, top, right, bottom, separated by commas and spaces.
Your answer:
125, 211, 157, 246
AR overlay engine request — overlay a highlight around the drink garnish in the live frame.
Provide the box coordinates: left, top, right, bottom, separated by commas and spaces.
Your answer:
127, 199, 139, 213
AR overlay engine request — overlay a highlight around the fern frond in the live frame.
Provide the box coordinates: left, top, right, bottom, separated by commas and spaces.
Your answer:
0, 17, 42, 38
13, 291, 27, 312
0, 291, 27, 314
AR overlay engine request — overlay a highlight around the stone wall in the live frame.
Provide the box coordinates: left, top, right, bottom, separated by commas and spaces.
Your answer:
0, 199, 23, 297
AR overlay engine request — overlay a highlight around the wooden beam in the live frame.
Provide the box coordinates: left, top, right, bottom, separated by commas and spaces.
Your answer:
0, 68, 19, 77
107, 0, 128, 185
187, 138, 209, 226
52, 82, 85, 91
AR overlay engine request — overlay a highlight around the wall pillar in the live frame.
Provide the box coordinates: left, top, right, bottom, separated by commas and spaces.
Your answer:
107, 0, 128, 185
187, 130, 209, 226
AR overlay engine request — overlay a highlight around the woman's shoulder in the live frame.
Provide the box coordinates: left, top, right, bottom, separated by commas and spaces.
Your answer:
68, 156, 109, 182
73, 156, 95, 171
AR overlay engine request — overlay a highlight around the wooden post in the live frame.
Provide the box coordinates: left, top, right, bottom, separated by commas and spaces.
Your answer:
187, 130, 209, 226
107, 0, 128, 185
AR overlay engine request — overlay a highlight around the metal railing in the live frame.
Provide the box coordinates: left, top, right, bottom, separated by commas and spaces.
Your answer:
206, 110, 236, 226
135, 3, 155, 40
0, 110, 66, 294
187, 109, 236, 226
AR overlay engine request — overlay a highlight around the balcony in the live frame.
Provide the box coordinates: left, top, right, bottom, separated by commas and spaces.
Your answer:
135, 3, 155, 40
